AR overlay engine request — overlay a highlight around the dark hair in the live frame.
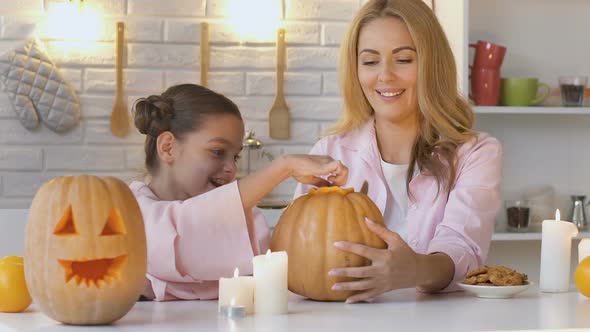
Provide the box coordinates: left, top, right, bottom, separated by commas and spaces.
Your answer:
133, 83, 243, 174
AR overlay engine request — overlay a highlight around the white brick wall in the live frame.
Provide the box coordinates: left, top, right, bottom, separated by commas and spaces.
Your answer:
0, 0, 367, 207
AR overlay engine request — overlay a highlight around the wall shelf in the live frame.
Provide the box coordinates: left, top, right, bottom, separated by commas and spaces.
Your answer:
492, 231, 590, 241
474, 106, 590, 115
260, 205, 590, 242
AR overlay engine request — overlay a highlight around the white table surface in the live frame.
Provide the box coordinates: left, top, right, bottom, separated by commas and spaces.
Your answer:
1, 286, 590, 332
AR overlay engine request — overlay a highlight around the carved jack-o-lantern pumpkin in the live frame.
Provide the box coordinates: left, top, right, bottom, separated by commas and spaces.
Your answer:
24, 175, 147, 325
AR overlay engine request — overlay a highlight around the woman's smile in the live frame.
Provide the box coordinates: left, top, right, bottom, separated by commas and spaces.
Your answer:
375, 88, 405, 100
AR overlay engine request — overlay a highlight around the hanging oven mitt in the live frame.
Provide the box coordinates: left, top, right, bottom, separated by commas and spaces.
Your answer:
0, 38, 80, 132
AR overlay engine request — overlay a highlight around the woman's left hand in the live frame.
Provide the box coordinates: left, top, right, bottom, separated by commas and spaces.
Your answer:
329, 217, 420, 304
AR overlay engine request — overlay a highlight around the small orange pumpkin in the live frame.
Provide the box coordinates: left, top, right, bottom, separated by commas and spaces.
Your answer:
0, 256, 32, 312
270, 186, 387, 301
25, 175, 147, 325
575, 257, 590, 297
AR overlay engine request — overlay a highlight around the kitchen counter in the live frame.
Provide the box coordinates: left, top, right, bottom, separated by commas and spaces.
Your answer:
1, 286, 590, 332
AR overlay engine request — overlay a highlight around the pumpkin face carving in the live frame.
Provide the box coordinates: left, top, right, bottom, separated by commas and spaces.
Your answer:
54, 205, 128, 289
25, 175, 147, 325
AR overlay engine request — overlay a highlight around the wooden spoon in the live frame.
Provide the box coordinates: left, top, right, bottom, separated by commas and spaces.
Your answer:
268, 28, 290, 140
110, 22, 130, 138
200, 22, 210, 87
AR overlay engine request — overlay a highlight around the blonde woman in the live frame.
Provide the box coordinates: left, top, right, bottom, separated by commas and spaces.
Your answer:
294, 0, 502, 303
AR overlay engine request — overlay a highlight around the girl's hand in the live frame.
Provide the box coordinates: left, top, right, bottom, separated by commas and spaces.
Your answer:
237, 154, 347, 210
284, 154, 348, 187
328, 218, 419, 304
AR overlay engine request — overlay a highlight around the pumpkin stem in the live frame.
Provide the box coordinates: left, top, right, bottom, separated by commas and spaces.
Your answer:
309, 187, 354, 195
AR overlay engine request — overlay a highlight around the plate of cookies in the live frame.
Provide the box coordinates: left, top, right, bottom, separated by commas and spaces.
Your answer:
458, 265, 531, 299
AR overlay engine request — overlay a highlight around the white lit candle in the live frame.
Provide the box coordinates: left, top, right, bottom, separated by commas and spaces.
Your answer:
579, 239, 590, 263
253, 249, 288, 314
540, 209, 579, 292
218, 268, 255, 314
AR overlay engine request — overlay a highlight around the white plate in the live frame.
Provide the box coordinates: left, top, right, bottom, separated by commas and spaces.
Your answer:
457, 281, 532, 299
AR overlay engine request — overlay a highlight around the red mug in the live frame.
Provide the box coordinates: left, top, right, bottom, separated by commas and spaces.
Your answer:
469, 40, 507, 70
471, 68, 501, 106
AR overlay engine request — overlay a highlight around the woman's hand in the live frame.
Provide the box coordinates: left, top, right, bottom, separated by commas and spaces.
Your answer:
284, 154, 348, 187
328, 218, 420, 304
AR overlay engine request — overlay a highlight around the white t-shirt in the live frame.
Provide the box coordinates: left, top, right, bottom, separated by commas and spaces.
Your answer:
380, 159, 410, 241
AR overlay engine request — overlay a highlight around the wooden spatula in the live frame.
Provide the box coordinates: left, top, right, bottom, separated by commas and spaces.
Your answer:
200, 22, 210, 87
269, 28, 290, 140
110, 22, 130, 138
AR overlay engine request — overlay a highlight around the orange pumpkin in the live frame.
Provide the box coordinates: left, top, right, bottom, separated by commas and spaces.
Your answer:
0, 256, 32, 312
575, 256, 590, 297
24, 175, 147, 325
270, 186, 387, 301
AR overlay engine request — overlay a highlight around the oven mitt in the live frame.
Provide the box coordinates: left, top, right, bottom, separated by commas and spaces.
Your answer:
0, 38, 80, 132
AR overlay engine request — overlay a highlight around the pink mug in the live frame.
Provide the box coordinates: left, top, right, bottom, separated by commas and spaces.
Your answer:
469, 40, 507, 70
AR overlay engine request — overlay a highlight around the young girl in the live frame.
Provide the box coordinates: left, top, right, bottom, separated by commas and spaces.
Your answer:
130, 83, 348, 301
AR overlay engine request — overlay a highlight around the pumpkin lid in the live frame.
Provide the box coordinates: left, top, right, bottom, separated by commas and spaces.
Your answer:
308, 186, 354, 196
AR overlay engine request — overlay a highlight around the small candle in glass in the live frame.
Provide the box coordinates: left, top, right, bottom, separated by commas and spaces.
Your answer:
220, 298, 246, 319
218, 267, 254, 314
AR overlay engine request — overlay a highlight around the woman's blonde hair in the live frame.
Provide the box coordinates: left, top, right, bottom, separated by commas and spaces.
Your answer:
331, 0, 476, 196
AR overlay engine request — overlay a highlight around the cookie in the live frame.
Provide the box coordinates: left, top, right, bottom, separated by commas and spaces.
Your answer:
463, 276, 477, 285
466, 266, 488, 278
463, 265, 527, 286
476, 274, 489, 283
